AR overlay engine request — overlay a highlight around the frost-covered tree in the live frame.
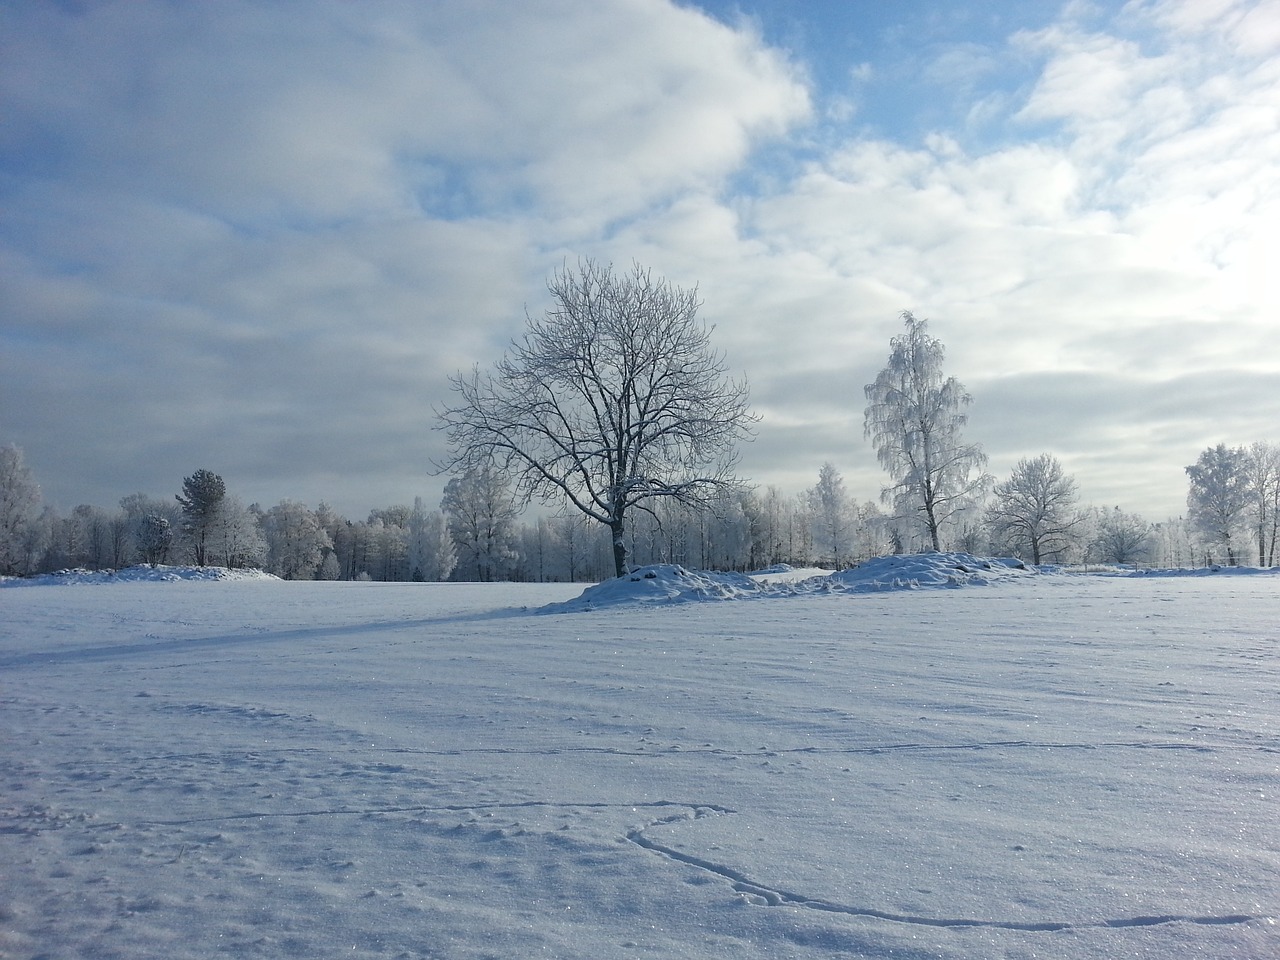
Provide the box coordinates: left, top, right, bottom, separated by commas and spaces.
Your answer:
137, 515, 173, 567
105, 510, 131, 569
1150, 516, 1195, 569
752, 486, 789, 567
63, 504, 120, 570
1245, 441, 1279, 567
175, 468, 226, 566
854, 500, 894, 562
808, 463, 854, 568
788, 490, 816, 565
441, 467, 520, 581
864, 312, 989, 552
207, 495, 267, 569
316, 550, 342, 580
438, 259, 755, 578
408, 497, 456, 582
362, 518, 407, 581
1185, 444, 1251, 565
22, 506, 54, 574
120, 493, 181, 566
41, 505, 86, 571
262, 500, 331, 580
0, 444, 41, 576
369, 504, 413, 529
985, 454, 1082, 564
738, 489, 770, 571
1092, 507, 1152, 565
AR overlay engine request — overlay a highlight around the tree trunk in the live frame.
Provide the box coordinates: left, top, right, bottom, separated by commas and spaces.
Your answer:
609, 513, 628, 578
924, 505, 941, 552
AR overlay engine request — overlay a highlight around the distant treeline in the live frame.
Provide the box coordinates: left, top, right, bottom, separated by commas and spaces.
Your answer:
2, 442, 1275, 581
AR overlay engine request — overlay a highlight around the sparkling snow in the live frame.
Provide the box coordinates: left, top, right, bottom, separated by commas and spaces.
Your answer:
2, 561, 1277, 958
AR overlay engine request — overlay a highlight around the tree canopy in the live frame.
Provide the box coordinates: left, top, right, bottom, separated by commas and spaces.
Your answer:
863, 312, 988, 551
438, 259, 755, 577
176, 468, 226, 566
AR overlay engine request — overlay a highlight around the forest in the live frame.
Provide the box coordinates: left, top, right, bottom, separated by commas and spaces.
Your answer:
3, 438, 1276, 584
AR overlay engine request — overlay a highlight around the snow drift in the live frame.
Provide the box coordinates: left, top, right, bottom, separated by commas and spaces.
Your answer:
0, 564, 279, 586
547, 553, 1043, 611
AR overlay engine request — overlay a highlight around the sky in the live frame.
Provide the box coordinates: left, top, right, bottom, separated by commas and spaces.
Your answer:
3, 0, 1278, 523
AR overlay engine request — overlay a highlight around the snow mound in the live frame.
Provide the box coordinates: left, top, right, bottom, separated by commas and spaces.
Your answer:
1, 565, 279, 586
1118, 564, 1280, 578
543, 564, 774, 611
545, 554, 1041, 611
801, 553, 1040, 594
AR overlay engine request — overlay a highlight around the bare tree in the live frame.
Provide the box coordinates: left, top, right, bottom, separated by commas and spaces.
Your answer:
864, 312, 989, 551
985, 454, 1082, 564
1245, 441, 1279, 567
438, 259, 755, 577
1185, 444, 1251, 565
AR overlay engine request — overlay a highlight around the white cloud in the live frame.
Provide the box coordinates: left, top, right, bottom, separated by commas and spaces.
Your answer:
0, 0, 811, 514
0, 0, 809, 233
665, 2, 1280, 516
2, 0, 1277, 525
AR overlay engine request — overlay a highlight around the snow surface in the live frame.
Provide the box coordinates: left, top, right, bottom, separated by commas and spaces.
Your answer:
2, 561, 1278, 958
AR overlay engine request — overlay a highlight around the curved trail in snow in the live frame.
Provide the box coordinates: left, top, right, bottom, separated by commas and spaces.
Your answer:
124, 798, 1266, 935
626, 808, 1259, 933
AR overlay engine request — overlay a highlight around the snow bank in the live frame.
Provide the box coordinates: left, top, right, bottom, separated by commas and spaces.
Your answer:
1119, 564, 1280, 578
0, 564, 279, 586
544, 564, 776, 611
801, 552, 1040, 593
547, 554, 1041, 611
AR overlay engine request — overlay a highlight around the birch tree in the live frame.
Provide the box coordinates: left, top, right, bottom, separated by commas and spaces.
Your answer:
262, 500, 331, 580
1185, 444, 1252, 565
0, 444, 41, 575
408, 496, 456, 581
438, 259, 755, 578
441, 466, 520, 582
808, 462, 854, 568
864, 312, 988, 551
1246, 441, 1279, 566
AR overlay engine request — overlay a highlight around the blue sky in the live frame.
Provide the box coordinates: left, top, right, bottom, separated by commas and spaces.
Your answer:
2, 0, 1278, 523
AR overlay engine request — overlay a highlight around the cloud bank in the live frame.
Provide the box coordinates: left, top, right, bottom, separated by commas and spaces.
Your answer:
1, 0, 1277, 521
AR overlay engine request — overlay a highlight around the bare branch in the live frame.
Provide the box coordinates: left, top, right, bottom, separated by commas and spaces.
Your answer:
436, 259, 756, 576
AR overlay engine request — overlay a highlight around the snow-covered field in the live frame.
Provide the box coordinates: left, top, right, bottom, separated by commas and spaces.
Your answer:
3, 559, 1278, 959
